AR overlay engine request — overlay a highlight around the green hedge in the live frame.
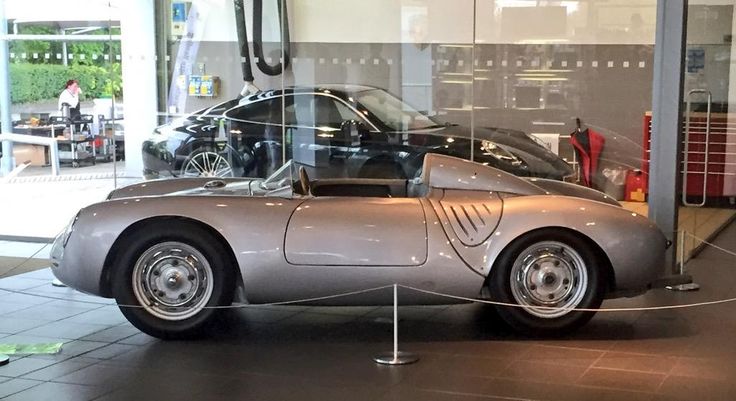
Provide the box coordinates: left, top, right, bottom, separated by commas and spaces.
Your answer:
9, 63, 122, 104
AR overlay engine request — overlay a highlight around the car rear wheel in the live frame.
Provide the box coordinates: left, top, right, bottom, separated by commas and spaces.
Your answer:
488, 229, 604, 335
112, 222, 235, 339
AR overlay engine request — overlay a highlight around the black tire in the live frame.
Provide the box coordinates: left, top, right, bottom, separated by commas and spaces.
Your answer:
488, 229, 605, 335
112, 221, 235, 340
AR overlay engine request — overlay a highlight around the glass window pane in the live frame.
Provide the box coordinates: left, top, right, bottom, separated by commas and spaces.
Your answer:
226, 98, 282, 123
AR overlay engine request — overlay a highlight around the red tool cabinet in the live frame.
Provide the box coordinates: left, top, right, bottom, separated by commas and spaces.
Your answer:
643, 112, 735, 198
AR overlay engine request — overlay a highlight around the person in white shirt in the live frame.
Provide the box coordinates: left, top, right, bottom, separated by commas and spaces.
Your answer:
58, 79, 82, 120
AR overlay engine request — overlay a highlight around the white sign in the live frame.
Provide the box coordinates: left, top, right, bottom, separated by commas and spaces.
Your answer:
531, 133, 560, 155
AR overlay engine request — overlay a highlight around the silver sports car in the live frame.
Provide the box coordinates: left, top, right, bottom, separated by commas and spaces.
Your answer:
51, 154, 667, 339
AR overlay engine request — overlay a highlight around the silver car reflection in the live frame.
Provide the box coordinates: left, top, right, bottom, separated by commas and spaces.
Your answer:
51, 154, 667, 339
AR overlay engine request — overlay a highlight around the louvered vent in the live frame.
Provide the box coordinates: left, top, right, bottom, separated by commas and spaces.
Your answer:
440, 199, 500, 246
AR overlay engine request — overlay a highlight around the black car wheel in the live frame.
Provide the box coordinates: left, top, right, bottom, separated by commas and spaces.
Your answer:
488, 229, 605, 335
112, 221, 235, 339
181, 150, 236, 177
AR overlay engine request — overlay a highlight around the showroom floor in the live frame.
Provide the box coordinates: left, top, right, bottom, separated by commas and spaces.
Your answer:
0, 223, 735, 400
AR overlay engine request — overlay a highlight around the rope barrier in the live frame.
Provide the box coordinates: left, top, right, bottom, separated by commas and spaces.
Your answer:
684, 231, 736, 258
398, 284, 736, 313
0, 230, 734, 314
0, 284, 396, 310
1, 278, 735, 314
0, 240, 52, 279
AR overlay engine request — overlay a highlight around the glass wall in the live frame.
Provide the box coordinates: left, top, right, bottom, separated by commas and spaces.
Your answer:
144, 1, 658, 187
0, 0, 121, 243
0, 1, 660, 235
2, 0, 121, 164
677, 2, 736, 263
474, 0, 656, 183
9, 0, 733, 273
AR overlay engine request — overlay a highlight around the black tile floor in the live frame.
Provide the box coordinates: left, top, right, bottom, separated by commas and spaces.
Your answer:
1, 222, 736, 400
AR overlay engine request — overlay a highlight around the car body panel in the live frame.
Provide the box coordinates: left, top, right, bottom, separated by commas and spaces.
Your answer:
108, 177, 255, 199
525, 177, 620, 206
428, 193, 666, 293
285, 197, 428, 266
424, 152, 546, 194
247, 197, 484, 305
438, 191, 503, 247
52, 154, 666, 308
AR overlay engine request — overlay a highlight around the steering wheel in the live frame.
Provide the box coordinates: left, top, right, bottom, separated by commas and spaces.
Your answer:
298, 166, 311, 195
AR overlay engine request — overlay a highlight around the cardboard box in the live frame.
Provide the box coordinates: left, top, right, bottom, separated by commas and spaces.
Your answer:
13, 144, 47, 166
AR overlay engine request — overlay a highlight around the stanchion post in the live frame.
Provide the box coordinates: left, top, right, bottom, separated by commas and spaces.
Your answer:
51, 278, 67, 288
667, 230, 701, 291
373, 284, 419, 365
679, 229, 686, 275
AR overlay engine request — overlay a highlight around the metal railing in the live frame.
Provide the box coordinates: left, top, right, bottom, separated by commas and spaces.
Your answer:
0, 132, 60, 176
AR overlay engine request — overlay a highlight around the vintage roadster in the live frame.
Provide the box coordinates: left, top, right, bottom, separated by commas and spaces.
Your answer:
51, 154, 667, 339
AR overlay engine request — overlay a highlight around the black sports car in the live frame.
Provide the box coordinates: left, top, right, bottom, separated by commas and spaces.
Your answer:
143, 85, 573, 180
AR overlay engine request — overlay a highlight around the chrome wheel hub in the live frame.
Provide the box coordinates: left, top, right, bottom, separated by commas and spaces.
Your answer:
132, 242, 214, 321
510, 241, 588, 318
182, 151, 234, 177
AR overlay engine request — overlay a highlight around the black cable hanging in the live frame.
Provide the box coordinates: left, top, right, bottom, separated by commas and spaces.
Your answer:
234, 0, 291, 87
234, 0, 255, 84
252, 0, 291, 76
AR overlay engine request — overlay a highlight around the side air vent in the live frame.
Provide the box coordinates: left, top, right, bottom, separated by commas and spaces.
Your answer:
439, 194, 502, 247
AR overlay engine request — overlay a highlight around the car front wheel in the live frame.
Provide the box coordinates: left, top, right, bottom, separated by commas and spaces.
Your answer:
488, 229, 605, 335
112, 222, 235, 339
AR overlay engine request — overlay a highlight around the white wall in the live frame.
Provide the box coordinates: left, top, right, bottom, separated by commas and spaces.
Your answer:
120, 0, 158, 177
196, 0, 657, 45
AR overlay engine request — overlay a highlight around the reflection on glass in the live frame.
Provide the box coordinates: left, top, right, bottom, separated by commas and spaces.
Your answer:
356, 89, 437, 131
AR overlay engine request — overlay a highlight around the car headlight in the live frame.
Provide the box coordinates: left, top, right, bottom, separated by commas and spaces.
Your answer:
480, 140, 523, 166
59, 212, 80, 248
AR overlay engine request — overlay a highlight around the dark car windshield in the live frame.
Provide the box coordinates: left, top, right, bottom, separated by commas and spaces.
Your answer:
355, 89, 441, 131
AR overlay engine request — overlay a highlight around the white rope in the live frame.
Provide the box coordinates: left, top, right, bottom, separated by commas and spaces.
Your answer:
398, 284, 736, 313
3, 281, 736, 314
684, 231, 736, 258
201, 284, 395, 309
0, 284, 396, 310
0, 231, 733, 313
0, 240, 53, 279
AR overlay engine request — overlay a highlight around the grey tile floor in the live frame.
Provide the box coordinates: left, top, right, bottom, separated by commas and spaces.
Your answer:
1, 222, 736, 400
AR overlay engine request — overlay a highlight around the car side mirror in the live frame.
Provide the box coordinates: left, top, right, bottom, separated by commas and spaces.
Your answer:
340, 120, 367, 146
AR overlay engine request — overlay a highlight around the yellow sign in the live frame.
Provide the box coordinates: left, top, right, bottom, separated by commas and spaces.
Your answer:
187, 75, 219, 97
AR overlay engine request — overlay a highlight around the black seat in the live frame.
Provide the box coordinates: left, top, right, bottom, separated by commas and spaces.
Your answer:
295, 166, 311, 195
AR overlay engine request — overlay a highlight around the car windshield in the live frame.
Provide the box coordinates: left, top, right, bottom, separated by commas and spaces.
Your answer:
260, 160, 296, 191
355, 89, 441, 131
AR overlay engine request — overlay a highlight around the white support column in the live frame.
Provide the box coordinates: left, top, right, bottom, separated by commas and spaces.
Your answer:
649, 0, 687, 274
0, 0, 16, 176
119, 0, 158, 177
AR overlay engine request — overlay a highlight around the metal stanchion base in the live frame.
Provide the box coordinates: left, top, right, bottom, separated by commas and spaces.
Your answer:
51, 279, 67, 288
0, 354, 9, 366
666, 283, 700, 291
652, 274, 692, 288
373, 351, 419, 365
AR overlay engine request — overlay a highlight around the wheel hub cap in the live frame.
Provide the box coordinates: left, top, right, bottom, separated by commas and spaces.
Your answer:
510, 241, 588, 318
132, 242, 214, 321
